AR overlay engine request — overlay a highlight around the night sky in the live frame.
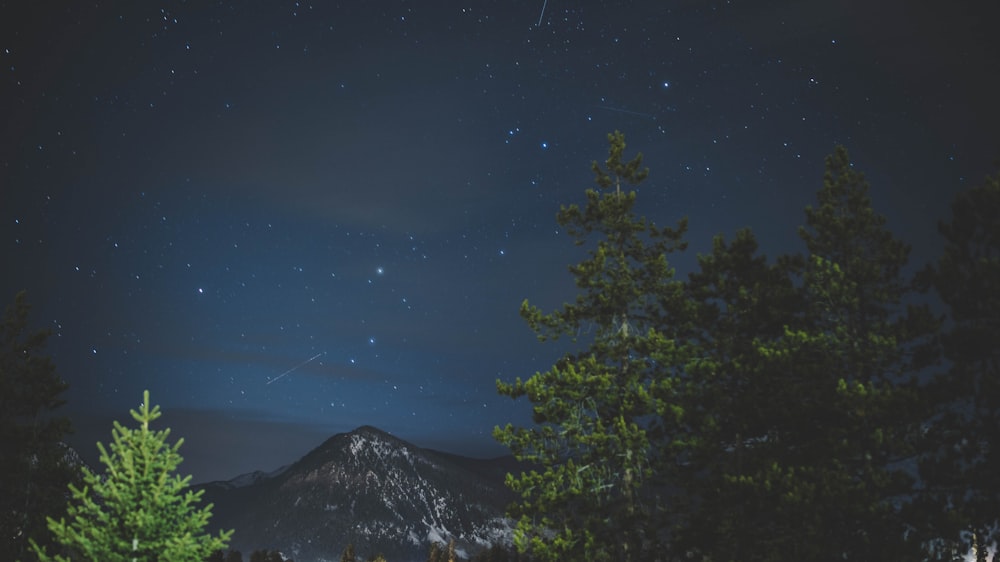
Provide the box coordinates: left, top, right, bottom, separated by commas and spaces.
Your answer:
2, 1, 998, 484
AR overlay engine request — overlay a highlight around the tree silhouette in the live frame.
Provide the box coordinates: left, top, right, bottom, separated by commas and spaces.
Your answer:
917, 169, 1000, 554
674, 146, 936, 559
249, 550, 290, 562
0, 291, 78, 562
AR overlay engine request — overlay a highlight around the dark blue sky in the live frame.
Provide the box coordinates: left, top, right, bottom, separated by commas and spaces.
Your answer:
2, 0, 997, 483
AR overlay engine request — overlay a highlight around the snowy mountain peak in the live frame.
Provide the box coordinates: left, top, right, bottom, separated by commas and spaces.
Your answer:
198, 426, 516, 562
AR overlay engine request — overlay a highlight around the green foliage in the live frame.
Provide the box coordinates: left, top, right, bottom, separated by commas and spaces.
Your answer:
916, 169, 1000, 553
590, 130, 648, 194
498, 138, 943, 560
31, 390, 233, 562
495, 131, 691, 561
427, 541, 442, 562
672, 229, 808, 558
0, 291, 79, 562
340, 543, 357, 562
674, 146, 936, 560
426, 540, 458, 562
426, 540, 457, 562
337, 544, 387, 562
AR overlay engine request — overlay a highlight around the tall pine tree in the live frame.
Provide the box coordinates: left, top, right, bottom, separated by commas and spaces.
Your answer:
664, 146, 939, 560
917, 169, 1000, 555
495, 131, 691, 561
0, 291, 78, 562
669, 228, 806, 559
709, 146, 934, 559
31, 390, 232, 562
792, 147, 938, 558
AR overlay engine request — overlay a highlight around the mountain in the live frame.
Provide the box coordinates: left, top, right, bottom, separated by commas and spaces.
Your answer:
198, 426, 520, 562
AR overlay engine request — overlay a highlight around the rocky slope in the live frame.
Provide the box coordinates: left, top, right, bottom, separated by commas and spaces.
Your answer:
198, 426, 519, 562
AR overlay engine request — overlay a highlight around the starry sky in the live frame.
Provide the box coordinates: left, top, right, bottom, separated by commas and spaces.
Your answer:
2, 0, 998, 484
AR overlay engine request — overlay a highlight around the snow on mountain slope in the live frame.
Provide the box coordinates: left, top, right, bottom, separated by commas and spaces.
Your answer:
198, 426, 517, 562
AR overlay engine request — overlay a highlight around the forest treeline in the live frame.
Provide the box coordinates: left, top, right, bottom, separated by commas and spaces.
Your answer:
1, 133, 997, 561
494, 133, 999, 561
206, 538, 529, 562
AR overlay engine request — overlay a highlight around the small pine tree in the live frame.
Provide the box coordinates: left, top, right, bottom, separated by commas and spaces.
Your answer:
31, 390, 233, 561
427, 542, 443, 562
340, 543, 357, 562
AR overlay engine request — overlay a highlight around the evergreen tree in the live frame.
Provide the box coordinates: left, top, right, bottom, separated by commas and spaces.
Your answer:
0, 291, 79, 562
669, 228, 805, 558
340, 542, 357, 562
31, 390, 233, 562
249, 550, 289, 562
917, 170, 1000, 554
692, 146, 933, 559
495, 131, 691, 561
790, 146, 937, 558
427, 541, 443, 562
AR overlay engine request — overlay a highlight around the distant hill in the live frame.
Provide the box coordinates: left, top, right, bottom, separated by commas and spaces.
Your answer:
197, 425, 520, 562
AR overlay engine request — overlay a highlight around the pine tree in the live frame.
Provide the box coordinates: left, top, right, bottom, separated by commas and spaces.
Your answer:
669, 228, 805, 559
917, 170, 1000, 554
427, 542, 443, 562
790, 146, 936, 557
495, 131, 691, 561
0, 291, 79, 562
689, 146, 933, 559
340, 542, 357, 562
31, 390, 233, 562
658, 146, 933, 559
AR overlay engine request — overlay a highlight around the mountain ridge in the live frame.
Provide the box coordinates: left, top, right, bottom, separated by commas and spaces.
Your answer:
198, 425, 519, 562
